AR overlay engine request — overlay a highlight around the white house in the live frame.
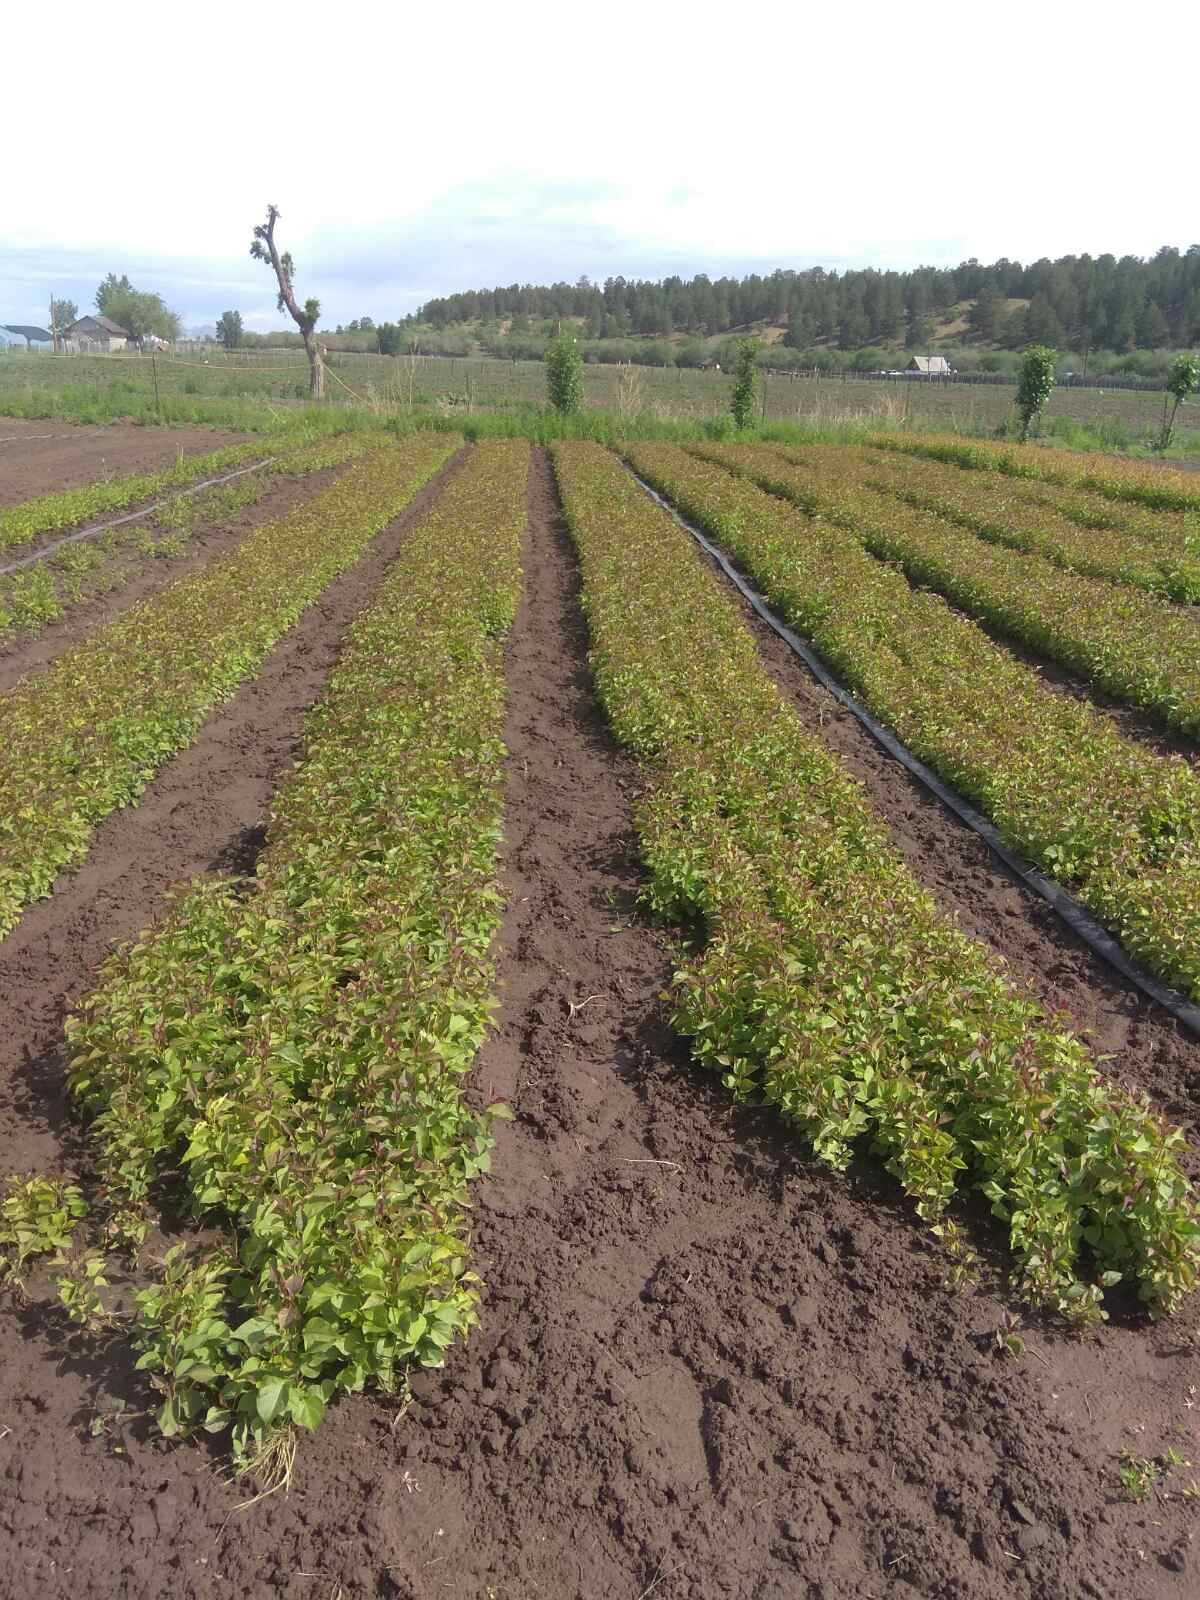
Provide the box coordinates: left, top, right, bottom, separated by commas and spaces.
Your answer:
907, 355, 953, 376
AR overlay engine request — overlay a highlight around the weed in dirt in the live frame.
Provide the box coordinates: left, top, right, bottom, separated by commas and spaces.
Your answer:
991, 1310, 1027, 1359
1118, 1447, 1189, 1502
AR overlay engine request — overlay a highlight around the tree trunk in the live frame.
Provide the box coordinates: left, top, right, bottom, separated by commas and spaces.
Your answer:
303, 331, 325, 399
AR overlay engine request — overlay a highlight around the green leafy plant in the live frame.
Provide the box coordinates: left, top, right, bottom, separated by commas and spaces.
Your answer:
69, 440, 527, 1474
1158, 353, 1200, 452
554, 439, 1199, 1321
55, 1248, 114, 1329
0, 428, 392, 647
0, 1175, 87, 1288
0, 442, 267, 551
713, 442, 1200, 733
545, 333, 583, 414
1015, 346, 1057, 440
849, 445, 1200, 602
1117, 1448, 1186, 1502
991, 1311, 1026, 1358
0, 434, 458, 937
730, 338, 760, 430
871, 429, 1200, 514
662, 440, 1200, 1001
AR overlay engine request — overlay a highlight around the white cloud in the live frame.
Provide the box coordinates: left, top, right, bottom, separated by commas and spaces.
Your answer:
3, 0, 1196, 326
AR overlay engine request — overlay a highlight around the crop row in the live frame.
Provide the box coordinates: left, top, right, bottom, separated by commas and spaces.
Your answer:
0, 428, 395, 641
0, 433, 458, 938
553, 440, 1198, 1321
708, 443, 1200, 738
842, 445, 1200, 600
1012, 477, 1198, 558
0, 439, 270, 550
626, 444, 1200, 1001
0, 420, 395, 553
869, 430, 1200, 514
68, 439, 528, 1464
861, 447, 1198, 562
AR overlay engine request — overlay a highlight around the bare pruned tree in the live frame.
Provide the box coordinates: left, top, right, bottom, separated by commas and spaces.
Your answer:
250, 205, 324, 399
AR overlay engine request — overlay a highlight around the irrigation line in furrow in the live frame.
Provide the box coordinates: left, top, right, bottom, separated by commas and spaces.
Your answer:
630, 468, 1200, 1042
0, 457, 277, 578
0, 432, 77, 446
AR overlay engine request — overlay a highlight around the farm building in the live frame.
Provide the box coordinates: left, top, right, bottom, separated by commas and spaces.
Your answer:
65, 314, 133, 352
1, 324, 53, 350
907, 354, 953, 375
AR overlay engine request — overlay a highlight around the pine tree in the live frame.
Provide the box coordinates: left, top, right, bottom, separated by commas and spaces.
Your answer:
968, 286, 997, 341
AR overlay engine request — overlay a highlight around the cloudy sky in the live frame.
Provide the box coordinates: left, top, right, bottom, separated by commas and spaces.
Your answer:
4, 0, 1196, 333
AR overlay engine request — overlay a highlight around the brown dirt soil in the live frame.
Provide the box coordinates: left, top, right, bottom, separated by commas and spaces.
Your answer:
0, 463, 347, 695
0, 448, 1198, 1598
0, 419, 251, 508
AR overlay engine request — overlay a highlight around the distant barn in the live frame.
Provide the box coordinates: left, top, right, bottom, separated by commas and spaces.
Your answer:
65, 314, 133, 352
907, 354, 953, 375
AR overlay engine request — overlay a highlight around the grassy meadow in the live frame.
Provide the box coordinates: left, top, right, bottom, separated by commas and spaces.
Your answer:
1, 348, 1198, 458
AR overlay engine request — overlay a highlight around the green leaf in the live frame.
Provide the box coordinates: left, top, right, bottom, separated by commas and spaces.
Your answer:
256, 1377, 289, 1425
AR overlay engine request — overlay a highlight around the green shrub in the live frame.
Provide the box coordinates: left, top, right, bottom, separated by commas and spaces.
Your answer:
545, 334, 583, 414
1015, 345, 1057, 439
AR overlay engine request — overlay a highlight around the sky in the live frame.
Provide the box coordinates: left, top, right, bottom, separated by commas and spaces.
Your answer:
3, 0, 1198, 334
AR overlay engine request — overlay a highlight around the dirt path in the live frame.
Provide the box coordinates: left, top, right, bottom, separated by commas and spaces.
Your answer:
0, 419, 249, 508
0, 448, 1197, 1598
0, 465, 346, 694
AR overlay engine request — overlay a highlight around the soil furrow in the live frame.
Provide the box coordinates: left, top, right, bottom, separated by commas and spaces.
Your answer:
0, 419, 250, 508
0, 463, 347, 694
0, 447, 1197, 1599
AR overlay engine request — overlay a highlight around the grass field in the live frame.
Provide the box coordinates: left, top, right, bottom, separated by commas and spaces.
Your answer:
1, 409, 1199, 1597
3, 348, 1198, 456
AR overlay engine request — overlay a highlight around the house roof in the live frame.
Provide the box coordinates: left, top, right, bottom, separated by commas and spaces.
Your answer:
2, 324, 52, 341
909, 354, 951, 373
69, 314, 132, 337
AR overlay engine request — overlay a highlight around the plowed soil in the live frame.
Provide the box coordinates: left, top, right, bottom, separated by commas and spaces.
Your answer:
0, 419, 250, 507
0, 447, 1197, 1599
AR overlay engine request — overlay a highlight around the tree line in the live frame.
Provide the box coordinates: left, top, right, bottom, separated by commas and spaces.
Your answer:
412, 246, 1200, 355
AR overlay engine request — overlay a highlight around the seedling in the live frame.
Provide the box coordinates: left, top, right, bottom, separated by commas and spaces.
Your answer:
0, 1176, 86, 1290
992, 1311, 1026, 1359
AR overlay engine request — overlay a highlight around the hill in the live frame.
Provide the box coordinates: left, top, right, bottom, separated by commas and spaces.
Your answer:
403, 249, 1199, 369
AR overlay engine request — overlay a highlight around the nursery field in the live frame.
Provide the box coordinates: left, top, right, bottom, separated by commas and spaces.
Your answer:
0, 423, 1199, 1600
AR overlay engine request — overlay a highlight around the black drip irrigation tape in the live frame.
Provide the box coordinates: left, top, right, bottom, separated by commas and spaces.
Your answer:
0, 457, 277, 579
630, 468, 1200, 1042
